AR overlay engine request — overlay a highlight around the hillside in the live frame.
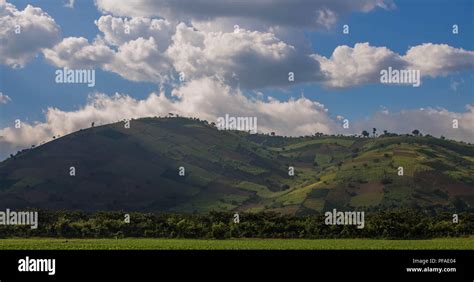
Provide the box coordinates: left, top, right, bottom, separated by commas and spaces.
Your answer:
0, 117, 473, 214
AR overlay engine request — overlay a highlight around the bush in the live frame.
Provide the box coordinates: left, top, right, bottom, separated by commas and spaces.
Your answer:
211, 222, 229, 239
0, 209, 471, 240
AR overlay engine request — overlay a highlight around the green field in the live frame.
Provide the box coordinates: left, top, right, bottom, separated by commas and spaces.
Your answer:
0, 238, 473, 250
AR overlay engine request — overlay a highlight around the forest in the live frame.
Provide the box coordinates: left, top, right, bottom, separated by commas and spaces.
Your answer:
0, 209, 472, 240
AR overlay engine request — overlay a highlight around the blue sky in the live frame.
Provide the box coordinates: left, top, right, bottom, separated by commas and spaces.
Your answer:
276, 0, 474, 120
1, 0, 157, 128
0, 0, 473, 159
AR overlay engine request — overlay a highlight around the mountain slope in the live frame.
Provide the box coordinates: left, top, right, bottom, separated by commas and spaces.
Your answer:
0, 117, 473, 213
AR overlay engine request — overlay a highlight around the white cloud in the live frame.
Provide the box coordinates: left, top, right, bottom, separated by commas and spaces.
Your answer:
169, 77, 337, 135
43, 37, 115, 69
104, 37, 173, 83
315, 42, 474, 88
44, 32, 474, 90
0, 92, 11, 104
314, 42, 406, 88
167, 23, 322, 88
44, 21, 321, 87
43, 33, 474, 90
43, 35, 173, 83
95, 15, 174, 48
403, 43, 474, 77
0, 0, 60, 67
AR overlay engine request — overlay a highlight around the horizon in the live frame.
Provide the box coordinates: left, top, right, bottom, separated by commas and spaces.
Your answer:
5, 113, 473, 160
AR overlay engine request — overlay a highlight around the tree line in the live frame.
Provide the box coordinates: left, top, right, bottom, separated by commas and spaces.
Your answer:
0, 209, 471, 240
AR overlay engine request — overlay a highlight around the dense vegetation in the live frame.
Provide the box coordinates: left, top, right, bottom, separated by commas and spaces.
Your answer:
0, 210, 472, 240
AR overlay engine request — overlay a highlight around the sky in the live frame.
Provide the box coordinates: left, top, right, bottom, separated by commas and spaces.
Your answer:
0, 0, 473, 160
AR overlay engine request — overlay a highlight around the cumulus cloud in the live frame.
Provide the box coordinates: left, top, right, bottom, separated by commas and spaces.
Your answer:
169, 77, 337, 135
0, 0, 60, 67
92, 1, 393, 63
43, 35, 173, 83
104, 37, 173, 83
95, 15, 174, 48
167, 23, 322, 88
315, 42, 474, 88
0, 92, 11, 104
95, 0, 393, 30
403, 43, 474, 77
44, 20, 321, 87
43, 37, 115, 69
314, 43, 407, 88
43, 35, 474, 89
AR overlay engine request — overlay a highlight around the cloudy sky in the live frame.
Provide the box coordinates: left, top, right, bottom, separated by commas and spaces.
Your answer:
0, 0, 473, 160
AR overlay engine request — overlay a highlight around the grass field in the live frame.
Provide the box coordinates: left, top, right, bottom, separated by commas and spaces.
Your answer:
0, 237, 473, 250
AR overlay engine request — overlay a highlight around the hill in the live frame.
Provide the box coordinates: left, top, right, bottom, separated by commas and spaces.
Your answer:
0, 117, 473, 214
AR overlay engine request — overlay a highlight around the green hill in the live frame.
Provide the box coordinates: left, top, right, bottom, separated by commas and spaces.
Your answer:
0, 117, 473, 214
